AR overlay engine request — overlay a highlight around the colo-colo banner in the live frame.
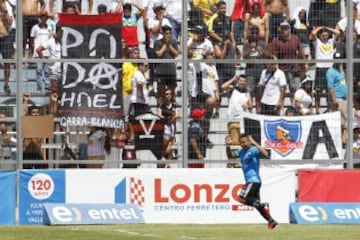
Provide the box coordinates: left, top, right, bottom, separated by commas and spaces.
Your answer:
58, 14, 124, 128
233, 112, 342, 160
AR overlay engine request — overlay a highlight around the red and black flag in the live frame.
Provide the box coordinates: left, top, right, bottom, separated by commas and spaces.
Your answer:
58, 13, 124, 128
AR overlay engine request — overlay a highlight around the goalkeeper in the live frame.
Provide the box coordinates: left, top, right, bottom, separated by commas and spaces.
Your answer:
226, 133, 278, 229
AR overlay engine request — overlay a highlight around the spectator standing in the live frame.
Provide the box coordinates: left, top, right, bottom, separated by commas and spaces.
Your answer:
122, 46, 140, 115
87, 127, 111, 168
192, 0, 219, 25
188, 108, 208, 168
208, 1, 236, 87
257, 56, 287, 116
147, 3, 171, 86
187, 24, 214, 103
270, 20, 307, 105
23, 105, 46, 169
327, 53, 348, 145
229, 0, 248, 46
225, 133, 278, 229
222, 74, 252, 119
309, 26, 339, 114
197, 51, 220, 118
129, 62, 149, 109
187, 26, 214, 148
290, 7, 312, 61
0, 0, 14, 94
242, 25, 267, 99
157, 89, 180, 162
293, 76, 314, 115
30, 10, 53, 92
310, 0, 341, 28
148, 2, 172, 54
22, 0, 46, 59
154, 25, 179, 105
115, 0, 145, 48
36, 24, 62, 95
243, 0, 269, 45
187, 25, 213, 60
264, 0, 288, 42
335, 3, 360, 60
138, 0, 160, 57
164, 0, 182, 42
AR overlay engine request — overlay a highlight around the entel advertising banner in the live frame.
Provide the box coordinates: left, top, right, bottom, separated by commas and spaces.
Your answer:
43, 203, 144, 225
235, 112, 342, 160
290, 203, 360, 224
18, 169, 296, 224
0, 171, 16, 225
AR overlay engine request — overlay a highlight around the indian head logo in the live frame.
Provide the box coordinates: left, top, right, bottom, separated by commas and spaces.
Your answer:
264, 119, 303, 157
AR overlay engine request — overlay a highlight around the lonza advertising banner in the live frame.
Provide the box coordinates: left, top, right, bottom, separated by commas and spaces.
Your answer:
232, 112, 342, 160
18, 169, 296, 224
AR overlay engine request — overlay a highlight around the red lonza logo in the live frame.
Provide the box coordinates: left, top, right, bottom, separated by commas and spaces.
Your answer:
154, 178, 244, 203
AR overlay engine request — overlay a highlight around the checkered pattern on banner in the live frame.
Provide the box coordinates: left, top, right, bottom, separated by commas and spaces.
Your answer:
130, 177, 145, 208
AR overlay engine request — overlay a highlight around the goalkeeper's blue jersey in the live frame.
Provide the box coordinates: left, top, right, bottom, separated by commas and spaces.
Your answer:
236, 146, 261, 183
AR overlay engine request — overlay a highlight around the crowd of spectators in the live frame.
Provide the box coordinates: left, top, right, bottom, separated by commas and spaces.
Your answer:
0, 0, 359, 168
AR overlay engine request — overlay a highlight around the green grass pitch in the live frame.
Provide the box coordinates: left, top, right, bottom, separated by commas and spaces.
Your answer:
1, 224, 360, 240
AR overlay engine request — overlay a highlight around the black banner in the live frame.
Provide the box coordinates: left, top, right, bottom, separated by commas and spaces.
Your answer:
58, 14, 124, 128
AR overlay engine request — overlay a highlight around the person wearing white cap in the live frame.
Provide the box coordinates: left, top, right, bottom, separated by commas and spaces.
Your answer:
147, 2, 171, 87
293, 76, 314, 115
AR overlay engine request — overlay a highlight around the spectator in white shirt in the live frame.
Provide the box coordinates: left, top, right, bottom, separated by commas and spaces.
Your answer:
257, 56, 287, 116
36, 24, 62, 94
293, 76, 314, 115
31, 10, 53, 92
222, 74, 253, 119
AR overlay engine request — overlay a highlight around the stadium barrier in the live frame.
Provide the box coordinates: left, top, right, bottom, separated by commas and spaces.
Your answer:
290, 203, 360, 224
1, 168, 297, 225
4, 167, 359, 225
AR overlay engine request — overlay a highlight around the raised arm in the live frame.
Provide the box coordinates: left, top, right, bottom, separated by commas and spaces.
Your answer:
249, 135, 269, 158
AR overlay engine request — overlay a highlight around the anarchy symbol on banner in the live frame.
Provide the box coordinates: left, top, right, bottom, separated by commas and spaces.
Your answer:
85, 61, 119, 90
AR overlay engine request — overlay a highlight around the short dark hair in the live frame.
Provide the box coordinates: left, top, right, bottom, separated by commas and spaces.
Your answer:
65, 3, 76, 11
29, 106, 41, 115
239, 133, 250, 139
97, 4, 107, 13
123, 3, 132, 10
216, 0, 226, 8
161, 25, 172, 33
